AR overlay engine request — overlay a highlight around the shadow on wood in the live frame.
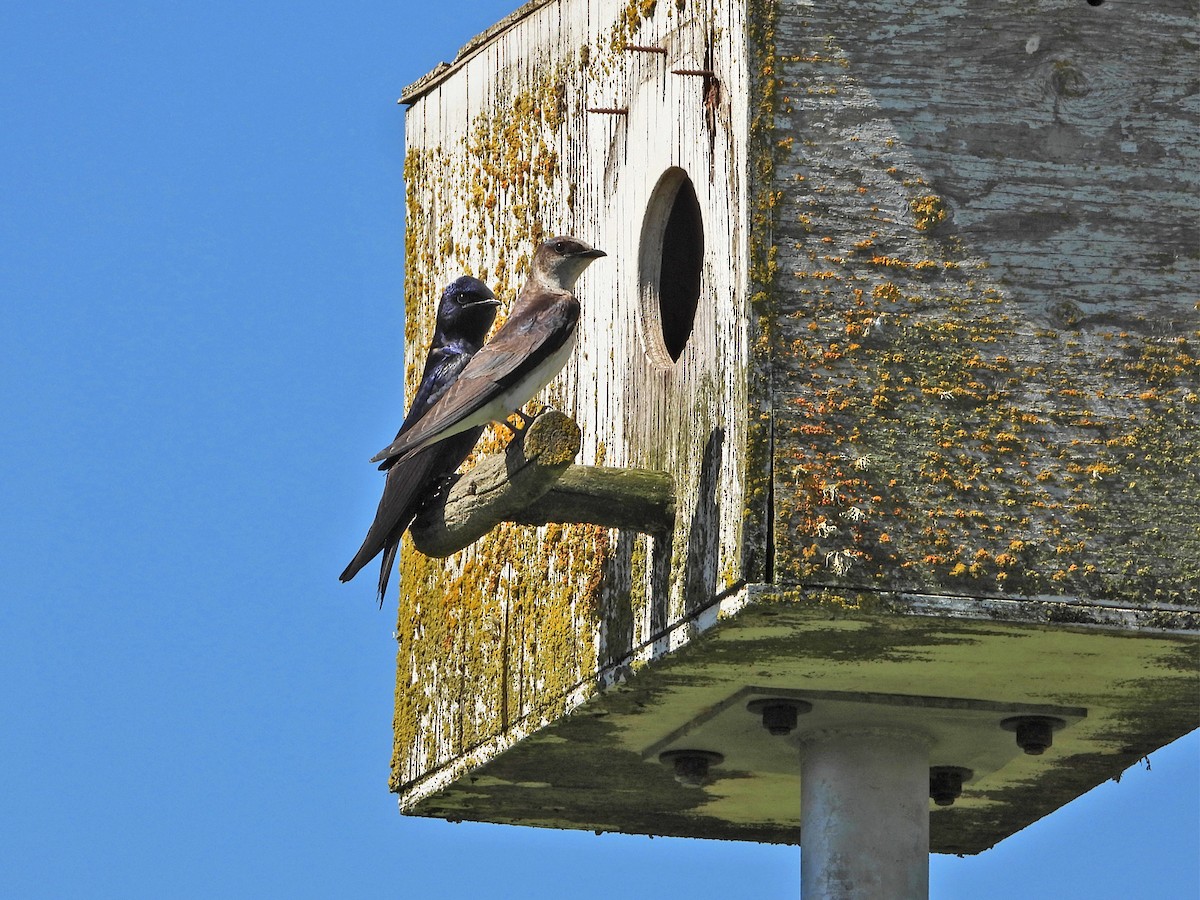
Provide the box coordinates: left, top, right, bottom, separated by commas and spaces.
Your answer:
409, 410, 676, 558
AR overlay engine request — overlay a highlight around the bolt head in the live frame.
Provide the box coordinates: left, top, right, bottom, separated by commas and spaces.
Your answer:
746, 698, 813, 736
1001, 716, 1066, 755
929, 766, 973, 807
659, 750, 724, 787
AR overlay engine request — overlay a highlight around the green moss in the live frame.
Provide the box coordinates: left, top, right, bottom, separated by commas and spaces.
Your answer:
394, 0, 1199, 803
763, 20, 1199, 606
392, 522, 614, 792
609, 0, 659, 53
391, 0, 728, 795
774, 260, 1199, 600
743, 0, 783, 583
392, 48, 615, 792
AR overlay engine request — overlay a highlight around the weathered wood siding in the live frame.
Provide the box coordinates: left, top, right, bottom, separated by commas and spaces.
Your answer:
394, 0, 754, 798
393, 0, 1198, 808
764, 0, 1199, 603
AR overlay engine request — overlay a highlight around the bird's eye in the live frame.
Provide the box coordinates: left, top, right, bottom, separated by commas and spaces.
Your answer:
554, 241, 568, 254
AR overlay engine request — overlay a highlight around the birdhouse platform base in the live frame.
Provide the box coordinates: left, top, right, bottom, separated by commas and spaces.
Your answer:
397, 587, 1198, 855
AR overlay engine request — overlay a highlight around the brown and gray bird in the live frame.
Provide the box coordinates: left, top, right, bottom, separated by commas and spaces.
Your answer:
370, 235, 605, 469
341, 276, 500, 604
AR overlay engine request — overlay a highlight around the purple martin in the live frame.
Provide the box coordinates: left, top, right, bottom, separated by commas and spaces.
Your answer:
370, 236, 605, 468
341, 276, 500, 604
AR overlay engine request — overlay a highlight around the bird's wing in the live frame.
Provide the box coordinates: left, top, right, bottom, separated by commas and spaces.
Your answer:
340, 447, 440, 585
386, 344, 471, 451
370, 293, 578, 465
374, 541, 400, 608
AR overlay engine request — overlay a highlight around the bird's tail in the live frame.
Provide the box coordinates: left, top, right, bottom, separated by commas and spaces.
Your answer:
340, 526, 404, 606
340, 451, 438, 595
339, 547, 373, 585
376, 543, 399, 609
345, 428, 485, 603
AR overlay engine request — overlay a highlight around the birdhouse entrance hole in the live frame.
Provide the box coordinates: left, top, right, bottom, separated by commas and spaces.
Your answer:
638, 168, 704, 367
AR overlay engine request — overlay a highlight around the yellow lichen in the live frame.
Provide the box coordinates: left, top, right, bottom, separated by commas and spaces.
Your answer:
910, 194, 948, 232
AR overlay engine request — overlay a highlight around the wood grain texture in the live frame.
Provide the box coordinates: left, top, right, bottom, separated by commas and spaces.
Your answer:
765, 0, 1199, 602
390, 0, 1199, 813
393, 0, 755, 798
512, 464, 677, 532
408, 411, 581, 557
408, 411, 676, 556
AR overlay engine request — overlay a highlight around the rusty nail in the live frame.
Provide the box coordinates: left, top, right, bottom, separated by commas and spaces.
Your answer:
587, 107, 629, 116
624, 45, 667, 55
671, 68, 716, 77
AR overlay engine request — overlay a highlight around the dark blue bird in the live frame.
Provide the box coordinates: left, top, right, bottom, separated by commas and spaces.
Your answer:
341, 276, 500, 604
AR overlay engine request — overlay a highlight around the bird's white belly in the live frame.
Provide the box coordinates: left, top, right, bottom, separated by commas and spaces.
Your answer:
485, 330, 578, 419
460, 333, 578, 432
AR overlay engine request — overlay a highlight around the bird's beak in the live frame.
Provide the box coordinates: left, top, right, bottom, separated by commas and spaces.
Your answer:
463, 292, 501, 307
577, 248, 606, 259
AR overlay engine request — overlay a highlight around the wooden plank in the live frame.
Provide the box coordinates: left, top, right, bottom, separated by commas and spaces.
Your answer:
393, 0, 756, 797
766, 0, 1199, 602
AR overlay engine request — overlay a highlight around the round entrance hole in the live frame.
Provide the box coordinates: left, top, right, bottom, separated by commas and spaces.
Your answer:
638, 168, 704, 366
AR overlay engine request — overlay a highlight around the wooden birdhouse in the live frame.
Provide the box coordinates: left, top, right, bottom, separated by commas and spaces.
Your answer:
392, 0, 1197, 891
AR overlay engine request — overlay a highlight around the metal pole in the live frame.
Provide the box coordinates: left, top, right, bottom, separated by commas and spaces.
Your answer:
800, 728, 931, 900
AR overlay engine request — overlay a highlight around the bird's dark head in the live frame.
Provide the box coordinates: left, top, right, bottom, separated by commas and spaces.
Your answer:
532, 235, 606, 292
437, 276, 500, 342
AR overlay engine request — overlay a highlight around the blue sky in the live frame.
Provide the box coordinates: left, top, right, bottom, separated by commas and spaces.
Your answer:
2, 2, 1196, 897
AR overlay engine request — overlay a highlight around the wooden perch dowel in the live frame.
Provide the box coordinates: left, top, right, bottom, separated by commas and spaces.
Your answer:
409, 411, 677, 558
511, 466, 676, 534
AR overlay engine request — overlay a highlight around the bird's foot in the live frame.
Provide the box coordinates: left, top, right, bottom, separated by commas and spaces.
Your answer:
499, 407, 539, 434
